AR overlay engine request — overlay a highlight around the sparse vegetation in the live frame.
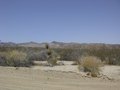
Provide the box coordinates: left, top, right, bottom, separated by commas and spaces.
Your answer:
0, 43, 120, 67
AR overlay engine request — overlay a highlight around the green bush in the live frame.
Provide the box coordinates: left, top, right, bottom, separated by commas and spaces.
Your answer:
7, 50, 28, 67
0, 52, 8, 66
27, 51, 48, 61
0, 50, 32, 67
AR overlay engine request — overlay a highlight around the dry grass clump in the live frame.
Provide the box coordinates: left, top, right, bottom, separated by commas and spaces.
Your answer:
79, 56, 103, 77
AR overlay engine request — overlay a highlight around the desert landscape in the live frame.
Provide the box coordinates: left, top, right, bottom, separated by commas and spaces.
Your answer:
0, 0, 120, 90
0, 42, 120, 90
0, 61, 120, 90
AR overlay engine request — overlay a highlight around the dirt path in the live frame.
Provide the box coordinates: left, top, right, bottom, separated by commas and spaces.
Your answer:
0, 66, 120, 90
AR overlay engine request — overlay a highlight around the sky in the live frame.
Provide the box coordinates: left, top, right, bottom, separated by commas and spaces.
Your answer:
0, 0, 120, 44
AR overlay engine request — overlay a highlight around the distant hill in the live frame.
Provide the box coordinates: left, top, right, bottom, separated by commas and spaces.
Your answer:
18, 41, 45, 47
0, 42, 17, 47
18, 41, 83, 48
0, 41, 120, 49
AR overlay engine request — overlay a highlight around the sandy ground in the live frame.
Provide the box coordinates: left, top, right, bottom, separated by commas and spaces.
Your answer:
0, 61, 120, 90
100, 65, 120, 80
33, 61, 120, 80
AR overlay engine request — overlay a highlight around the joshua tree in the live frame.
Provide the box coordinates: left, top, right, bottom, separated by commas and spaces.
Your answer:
45, 44, 59, 66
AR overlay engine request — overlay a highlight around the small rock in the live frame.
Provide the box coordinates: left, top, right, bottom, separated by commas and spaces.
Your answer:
91, 73, 97, 77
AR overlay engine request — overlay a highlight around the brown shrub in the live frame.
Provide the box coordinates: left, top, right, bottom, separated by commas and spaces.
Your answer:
79, 56, 103, 76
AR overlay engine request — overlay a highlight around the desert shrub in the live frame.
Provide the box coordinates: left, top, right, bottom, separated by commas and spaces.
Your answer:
1, 50, 32, 67
59, 48, 83, 61
27, 51, 48, 61
0, 44, 120, 66
47, 50, 60, 66
87, 48, 120, 65
79, 56, 102, 76
45, 44, 60, 66
39, 50, 49, 60
0, 52, 8, 66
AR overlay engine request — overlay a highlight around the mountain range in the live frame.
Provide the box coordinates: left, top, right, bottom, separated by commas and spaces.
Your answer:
0, 41, 120, 49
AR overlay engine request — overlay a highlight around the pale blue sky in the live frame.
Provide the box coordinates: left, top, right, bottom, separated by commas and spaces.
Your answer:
0, 0, 120, 44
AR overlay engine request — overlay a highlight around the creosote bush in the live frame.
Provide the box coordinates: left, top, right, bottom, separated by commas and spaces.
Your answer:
0, 52, 8, 66
79, 56, 102, 77
7, 50, 28, 67
0, 50, 32, 67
